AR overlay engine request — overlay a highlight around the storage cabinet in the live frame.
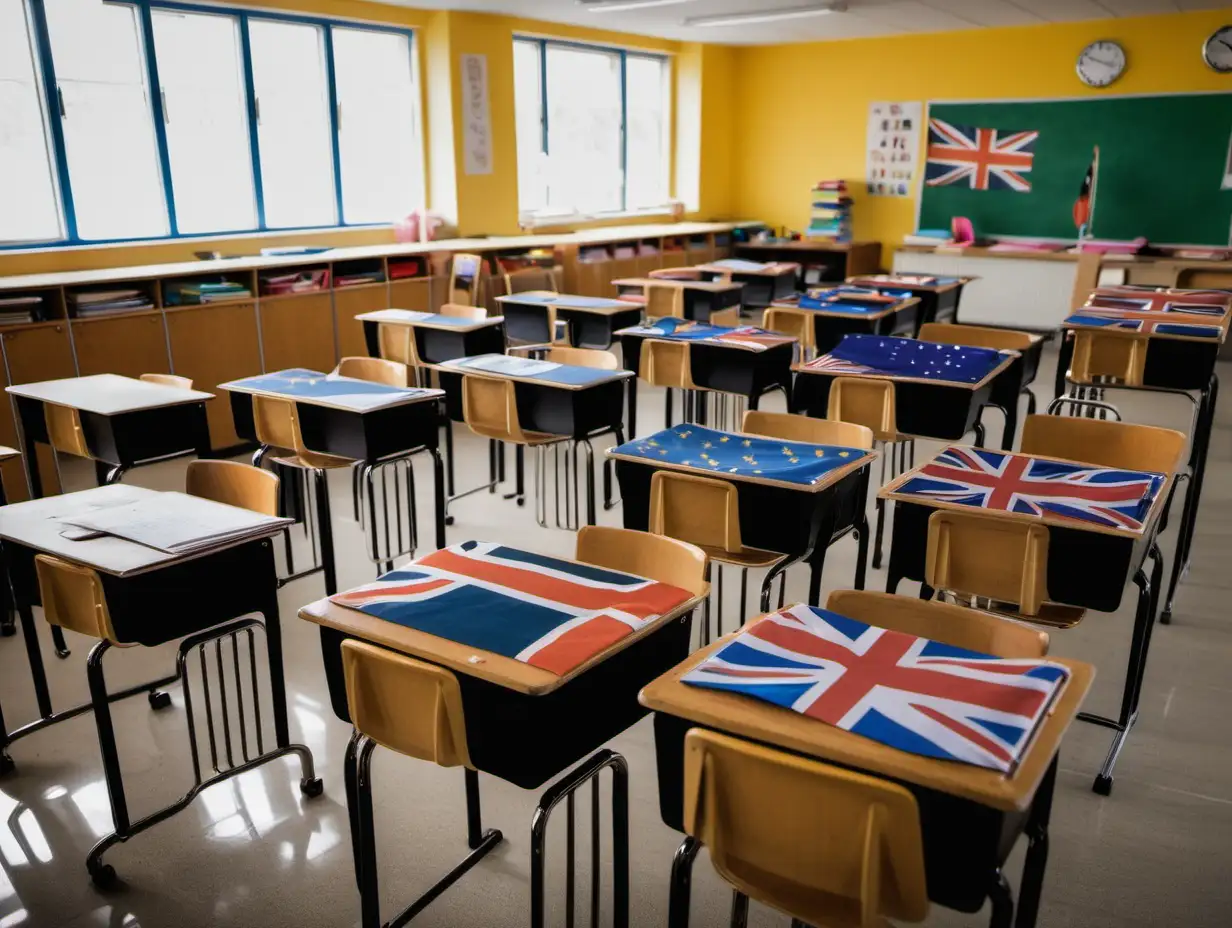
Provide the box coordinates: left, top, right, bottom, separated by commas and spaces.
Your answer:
1, 323, 75, 498
334, 284, 390, 360
258, 292, 337, 373
72, 311, 170, 378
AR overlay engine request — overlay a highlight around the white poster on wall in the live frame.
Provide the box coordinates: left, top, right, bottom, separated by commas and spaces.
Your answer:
461, 54, 493, 176
866, 101, 922, 197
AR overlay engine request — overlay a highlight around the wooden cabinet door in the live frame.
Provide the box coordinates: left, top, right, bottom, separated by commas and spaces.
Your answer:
72, 311, 170, 378
389, 278, 432, 312
166, 302, 261, 450
1, 323, 76, 498
335, 284, 391, 360
575, 261, 612, 297
258, 292, 336, 373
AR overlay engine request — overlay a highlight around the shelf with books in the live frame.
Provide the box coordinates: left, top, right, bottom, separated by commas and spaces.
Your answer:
0, 288, 64, 328
258, 266, 331, 298
333, 258, 387, 289
162, 273, 255, 308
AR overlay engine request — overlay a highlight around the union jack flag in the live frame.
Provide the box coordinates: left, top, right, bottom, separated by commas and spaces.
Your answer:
330, 541, 693, 676
925, 118, 1038, 192
896, 445, 1164, 533
1065, 312, 1224, 340
683, 605, 1070, 772
1087, 287, 1230, 318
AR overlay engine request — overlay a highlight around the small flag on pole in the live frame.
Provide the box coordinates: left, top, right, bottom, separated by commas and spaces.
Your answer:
1073, 146, 1100, 237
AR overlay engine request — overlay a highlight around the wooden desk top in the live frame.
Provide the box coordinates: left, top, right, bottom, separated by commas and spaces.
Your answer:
611, 277, 743, 294
737, 240, 879, 254
879, 446, 1173, 541
640, 630, 1093, 812
437, 354, 632, 390
777, 294, 920, 322
847, 274, 973, 294
0, 446, 20, 463
6, 374, 214, 415
220, 368, 444, 412
496, 291, 642, 316
696, 260, 799, 277
298, 586, 707, 696
355, 308, 503, 333
0, 485, 286, 577
795, 346, 1015, 392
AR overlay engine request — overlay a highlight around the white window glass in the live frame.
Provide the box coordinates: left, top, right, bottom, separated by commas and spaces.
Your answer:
332, 27, 422, 224
512, 39, 547, 216
43, 0, 168, 240
625, 55, 670, 211
0, 0, 62, 243
543, 45, 622, 215
248, 18, 336, 228
151, 9, 256, 234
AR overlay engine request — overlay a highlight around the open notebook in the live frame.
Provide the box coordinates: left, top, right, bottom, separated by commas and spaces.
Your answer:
61, 492, 292, 555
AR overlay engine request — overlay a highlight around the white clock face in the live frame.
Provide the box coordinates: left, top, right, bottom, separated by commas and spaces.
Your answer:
1203, 26, 1232, 73
1077, 40, 1126, 88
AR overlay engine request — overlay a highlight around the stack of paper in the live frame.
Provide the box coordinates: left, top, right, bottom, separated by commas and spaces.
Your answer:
60, 492, 291, 555
69, 289, 155, 316
808, 180, 852, 242
164, 280, 251, 305
0, 295, 42, 325
260, 269, 330, 295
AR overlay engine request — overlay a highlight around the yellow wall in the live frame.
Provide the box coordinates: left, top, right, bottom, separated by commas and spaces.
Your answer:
730, 9, 1232, 265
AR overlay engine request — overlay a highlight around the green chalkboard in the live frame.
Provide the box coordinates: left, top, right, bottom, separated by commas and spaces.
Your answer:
918, 94, 1232, 246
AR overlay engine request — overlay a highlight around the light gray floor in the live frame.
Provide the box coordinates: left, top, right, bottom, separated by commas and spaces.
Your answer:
1, 342, 1230, 928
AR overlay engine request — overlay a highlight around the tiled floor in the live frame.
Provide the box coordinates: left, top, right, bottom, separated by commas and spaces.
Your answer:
1, 343, 1230, 927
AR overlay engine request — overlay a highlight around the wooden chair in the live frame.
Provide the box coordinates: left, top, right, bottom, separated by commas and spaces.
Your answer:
640, 338, 703, 428
742, 410, 872, 450
646, 283, 685, 319
139, 373, 193, 390
762, 307, 815, 361
186, 460, 278, 517
575, 525, 708, 597
546, 346, 619, 370
827, 376, 903, 570
1069, 329, 1148, 389
502, 266, 560, 296
649, 267, 702, 281
1019, 415, 1186, 475
336, 356, 410, 388
671, 728, 931, 928
449, 253, 483, 306
378, 322, 421, 371
44, 403, 90, 458
649, 470, 781, 643
441, 302, 488, 321
918, 322, 1033, 354
1070, 251, 1102, 311
924, 509, 1082, 628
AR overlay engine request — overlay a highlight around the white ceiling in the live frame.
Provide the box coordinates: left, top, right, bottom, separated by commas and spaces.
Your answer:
389, 0, 1228, 45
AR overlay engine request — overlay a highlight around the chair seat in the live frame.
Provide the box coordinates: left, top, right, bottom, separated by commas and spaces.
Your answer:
722, 857, 898, 928
269, 449, 356, 471
702, 545, 785, 570
936, 594, 1086, 630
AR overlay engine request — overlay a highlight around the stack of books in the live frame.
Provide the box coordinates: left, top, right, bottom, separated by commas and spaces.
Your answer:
69, 289, 155, 316
807, 181, 853, 242
259, 269, 329, 296
0, 295, 43, 325
164, 280, 251, 306
335, 267, 386, 288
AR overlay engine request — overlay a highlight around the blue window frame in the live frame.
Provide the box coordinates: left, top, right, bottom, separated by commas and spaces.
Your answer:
2, 0, 423, 249
513, 36, 671, 222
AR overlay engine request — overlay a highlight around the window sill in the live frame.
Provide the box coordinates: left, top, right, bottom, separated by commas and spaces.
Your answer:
518, 208, 677, 231
0, 223, 396, 256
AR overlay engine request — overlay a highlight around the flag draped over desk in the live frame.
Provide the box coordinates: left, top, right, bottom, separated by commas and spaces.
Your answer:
805, 334, 1007, 385
624, 317, 793, 352
683, 604, 1070, 773
330, 541, 693, 675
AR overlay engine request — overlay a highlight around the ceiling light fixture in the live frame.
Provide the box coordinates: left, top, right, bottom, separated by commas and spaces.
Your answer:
584, 0, 701, 13
684, 2, 847, 27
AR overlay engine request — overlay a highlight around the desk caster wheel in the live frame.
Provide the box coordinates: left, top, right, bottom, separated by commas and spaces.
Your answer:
148, 690, 173, 711
0, 622, 15, 638
516, 497, 525, 507
0, 753, 15, 778
1160, 608, 1173, 626
300, 777, 324, 799
445, 516, 455, 526
1093, 775, 1113, 796
89, 862, 118, 890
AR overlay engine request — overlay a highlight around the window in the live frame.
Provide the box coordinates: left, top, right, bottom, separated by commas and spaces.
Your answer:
513, 38, 672, 222
4, 1, 423, 248
0, 0, 62, 243
333, 27, 422, 224
151, 9, 256, 234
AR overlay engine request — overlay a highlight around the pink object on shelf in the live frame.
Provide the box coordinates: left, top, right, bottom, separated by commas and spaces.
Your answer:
394, 210, 445, 244
950, 216, 975, 245
1072, 237, 1148, 255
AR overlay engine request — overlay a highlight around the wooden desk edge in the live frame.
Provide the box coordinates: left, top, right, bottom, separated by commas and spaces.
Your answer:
793, 351, 1015, 391
355, 312, 504, 332
219, 381, 445, 411
605, 444, 876, 493
433, 362, 634, 390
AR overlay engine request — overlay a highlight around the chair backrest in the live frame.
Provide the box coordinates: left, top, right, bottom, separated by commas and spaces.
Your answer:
639, 339, 696, 390
1070, 251, 1102, 310
826, 590, 1049, 658
1068, 330, 1147, 387
762, 307, 815, 353
503, 267, 560, 295
1020, 414, 1186, 475
44, 404, 90, 457
35, 555, 119, 642
546, 346, 619, 370
649, 267, 702, 281
683, 729, 929, 928
645, 284, 685, 319
186, 460, 280, 517
742, 410, 874, 450
917, 322, 1033, 353
140, 372, 194, 390
441, 302, 488, 321
826, 377, 897, 442
575, 526, 708, 597
925, 510, 1050, 617
342, 640, 471, 768
378, 323, 420, 367
336, 356, 409, 387
450, 252, 483, 306
461, 374, 525, 442
252, 394, 303, 452
649, 471, 741, 554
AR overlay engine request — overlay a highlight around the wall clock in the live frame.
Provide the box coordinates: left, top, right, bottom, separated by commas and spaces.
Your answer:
1203, 26, 1232, 73
1077, 40, 1126, 88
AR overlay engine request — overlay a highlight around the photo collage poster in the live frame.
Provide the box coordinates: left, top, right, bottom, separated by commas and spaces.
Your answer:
867, 101, 922, 198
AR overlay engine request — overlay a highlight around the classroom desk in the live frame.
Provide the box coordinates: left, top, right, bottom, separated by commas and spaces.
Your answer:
0, 485, 317, 884
734, 239, 882, 283
436, 355, 633, 525
610, 278, 744, 324
849, 273, 976, 330
357, 308, 506, 364
6, 374, 213, 497
693, 260, 800, 308
640, 625, 1093, 923
0, 447, 18, 637
495, 292, 645, 350
221, 369, 447, 578
771, 288, 921, 353
792, 336, 1014, 444
299, 544, 707, 925
616, 321, 796, 438
609, 426, 877, 605
880, 445, 1171, 795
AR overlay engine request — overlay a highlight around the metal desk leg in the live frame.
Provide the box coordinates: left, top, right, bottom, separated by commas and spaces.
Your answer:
313, 469, 338, 596
627, 378, 638, 440
1162, 373, 1217, 624
1015, 756, 1058, 928
667, 837, 701, 928
16, 416, 42, 500
431, 448, 447, 551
